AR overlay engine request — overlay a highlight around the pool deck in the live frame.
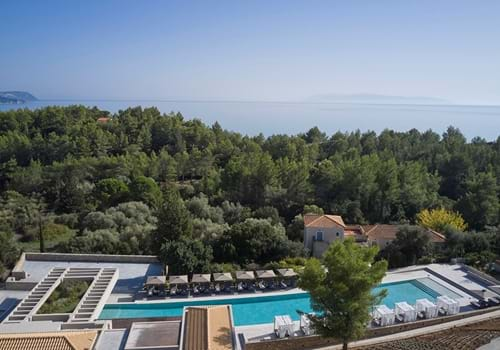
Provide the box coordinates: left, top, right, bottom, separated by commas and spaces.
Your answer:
380, 265, 476, 307
234, 320, 302, 350
106, 264, 488, 308
130, 287, 307, 304
317, 308, 500, 349
227, 264, 500, 348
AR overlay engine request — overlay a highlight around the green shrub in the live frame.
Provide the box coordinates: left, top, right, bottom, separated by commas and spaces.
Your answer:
38, 280, 90, 314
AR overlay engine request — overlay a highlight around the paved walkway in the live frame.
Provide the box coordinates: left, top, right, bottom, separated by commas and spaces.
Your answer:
317, 309, 500, 350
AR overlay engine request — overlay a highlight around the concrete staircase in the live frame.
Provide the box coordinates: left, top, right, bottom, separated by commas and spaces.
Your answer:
69, 267, 118, 323
5, 267, 66, 323
3, 266, 118, 324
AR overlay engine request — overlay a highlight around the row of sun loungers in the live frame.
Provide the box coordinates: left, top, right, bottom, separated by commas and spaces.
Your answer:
145, 269, 298, 297
165, 280, 293, 297
470, 296, 500, 309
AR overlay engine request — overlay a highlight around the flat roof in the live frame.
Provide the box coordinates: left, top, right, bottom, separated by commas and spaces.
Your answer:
0, 290, 28, 321
21, 259, 162, 296
125, 321, 180, 349
94, 329, 127, 350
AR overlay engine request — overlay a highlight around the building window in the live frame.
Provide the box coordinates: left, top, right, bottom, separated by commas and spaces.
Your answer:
336, 232, 340, 237
316, 231, 323, 241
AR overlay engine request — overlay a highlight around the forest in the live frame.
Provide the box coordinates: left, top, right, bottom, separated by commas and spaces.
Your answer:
0, 105, 499, 275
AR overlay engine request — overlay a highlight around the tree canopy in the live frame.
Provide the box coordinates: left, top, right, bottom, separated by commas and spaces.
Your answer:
0, 105, 499, 273
417, 207, 467, 232
299, 239, 387, 349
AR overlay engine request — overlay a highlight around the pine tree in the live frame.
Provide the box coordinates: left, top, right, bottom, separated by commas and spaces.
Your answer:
151, 184, 192, 254
299, 239, 387, 350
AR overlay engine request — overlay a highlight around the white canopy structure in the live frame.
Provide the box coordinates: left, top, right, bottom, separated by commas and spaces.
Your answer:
300, 314, 314, 336
274, 315, 294, 338
394, 302, 417, 322
415, 298, 438, 319
373, 305, 395, 326
436, 295, 460, 315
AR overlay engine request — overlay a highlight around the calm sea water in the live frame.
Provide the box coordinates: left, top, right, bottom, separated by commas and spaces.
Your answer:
1, 100, 499, 139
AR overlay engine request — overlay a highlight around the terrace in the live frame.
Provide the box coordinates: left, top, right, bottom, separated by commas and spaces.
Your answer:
2, 252, 500, 350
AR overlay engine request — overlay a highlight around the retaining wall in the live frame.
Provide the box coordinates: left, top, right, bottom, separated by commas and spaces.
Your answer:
4, 277, 37, 291
24, 252, 160, 264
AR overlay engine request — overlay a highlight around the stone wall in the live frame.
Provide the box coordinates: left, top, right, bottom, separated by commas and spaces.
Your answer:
10, 252, 27, 280
24, 252, 160, 264
4, 278, 37, 290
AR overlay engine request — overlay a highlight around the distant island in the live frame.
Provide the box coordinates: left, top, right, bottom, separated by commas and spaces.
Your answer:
0, 91, 37, 104
307, 93, 448, 105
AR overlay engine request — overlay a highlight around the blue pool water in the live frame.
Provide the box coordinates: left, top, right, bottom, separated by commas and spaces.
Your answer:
99, 278, 460, 326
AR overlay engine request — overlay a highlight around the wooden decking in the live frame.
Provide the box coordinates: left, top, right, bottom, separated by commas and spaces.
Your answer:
183, 305, 233, 350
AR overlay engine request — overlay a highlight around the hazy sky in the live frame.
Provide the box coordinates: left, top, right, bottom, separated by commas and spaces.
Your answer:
2, 0, 500, 104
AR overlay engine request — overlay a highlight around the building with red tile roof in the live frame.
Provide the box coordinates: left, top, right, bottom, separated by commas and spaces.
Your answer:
304, 214, 445, 257
96, 117, 110, 123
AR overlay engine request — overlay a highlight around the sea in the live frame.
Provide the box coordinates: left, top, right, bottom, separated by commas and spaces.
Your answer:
1, 100, 499, 140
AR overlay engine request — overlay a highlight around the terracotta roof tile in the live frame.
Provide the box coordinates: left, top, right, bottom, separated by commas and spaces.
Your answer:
303, 214, 321, 225
363, 225, 445, 243
0, 331, 97, 350
304, 214, 345, 228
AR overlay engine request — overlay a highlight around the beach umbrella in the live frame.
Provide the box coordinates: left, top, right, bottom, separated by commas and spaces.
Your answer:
191, 274, 211, 284
213, 272, 233, 282
236, 271, 255, 280
169, 275, 189, 285
256, 270, 276, 279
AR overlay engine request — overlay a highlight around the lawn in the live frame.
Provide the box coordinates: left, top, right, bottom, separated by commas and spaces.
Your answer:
18, 230, 74, 252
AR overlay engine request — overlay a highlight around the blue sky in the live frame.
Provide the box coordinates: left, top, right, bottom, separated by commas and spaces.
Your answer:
1, 0, 500, 104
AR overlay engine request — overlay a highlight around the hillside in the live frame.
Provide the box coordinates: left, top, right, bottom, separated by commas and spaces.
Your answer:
0, 91, 37, 104
0, 105, 498, 275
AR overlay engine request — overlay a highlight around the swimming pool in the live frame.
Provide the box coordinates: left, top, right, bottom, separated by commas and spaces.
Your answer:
99, 278, 462, 326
